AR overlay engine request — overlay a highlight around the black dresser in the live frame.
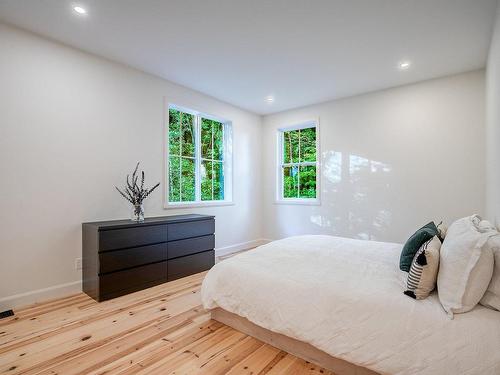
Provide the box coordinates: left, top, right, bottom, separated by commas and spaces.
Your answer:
82, 214, 215, 302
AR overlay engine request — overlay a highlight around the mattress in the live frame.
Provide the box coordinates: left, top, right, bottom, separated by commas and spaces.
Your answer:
201, 235, 500, 375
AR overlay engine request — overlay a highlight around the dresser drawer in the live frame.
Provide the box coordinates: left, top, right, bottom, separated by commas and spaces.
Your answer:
99, 261, 167, 296
99, 243, 167, 274
167, 219, 215, 241
168, 235, 215, 260
99, 224, 167, 251
167, 250, 214, 281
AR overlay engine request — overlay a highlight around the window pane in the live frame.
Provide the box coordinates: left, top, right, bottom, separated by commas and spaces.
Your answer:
168, 156, 180, 202
300, 127, 316, 162
299, 165, 316, 198
283, 166, 299, 198
181, 157, 195, 201
201, 160, 213, 201
201, 118, 213, 159
181, 112, 195, 157
283, 130, 300, 163
283, 132, 290, 163
201, 160, 225, 201
168, 109, 181, 156
213, 121, 224, 161
213, 161, 224, 200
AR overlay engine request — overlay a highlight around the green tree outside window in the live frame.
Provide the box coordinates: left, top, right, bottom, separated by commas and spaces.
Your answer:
281, 126, 317, 199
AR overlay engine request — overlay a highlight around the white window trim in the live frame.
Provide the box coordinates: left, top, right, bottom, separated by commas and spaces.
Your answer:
164, 103, 233, 209
275, 119, 321, 205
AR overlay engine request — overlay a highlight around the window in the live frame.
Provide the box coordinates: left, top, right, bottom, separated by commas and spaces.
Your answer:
277, 121, 319, 203
167, 105, 232, 206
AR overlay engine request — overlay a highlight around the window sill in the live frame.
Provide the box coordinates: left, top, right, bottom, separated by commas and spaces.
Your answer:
164, 201, 235, 209
274, 199, 321, 206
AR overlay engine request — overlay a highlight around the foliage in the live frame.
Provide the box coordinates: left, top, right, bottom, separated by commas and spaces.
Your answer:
168, 109, 195, 201
115, 162, 160, 205
168, 109, 224, 202
282, 127, 317, 199
201, 118, 224, 201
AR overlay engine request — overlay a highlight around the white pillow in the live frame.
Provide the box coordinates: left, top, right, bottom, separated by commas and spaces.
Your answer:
437, 215, 497, 317
480, 235, 500, 310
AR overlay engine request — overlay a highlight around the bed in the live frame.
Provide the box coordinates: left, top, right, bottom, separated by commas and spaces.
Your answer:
201, 235, 500, 375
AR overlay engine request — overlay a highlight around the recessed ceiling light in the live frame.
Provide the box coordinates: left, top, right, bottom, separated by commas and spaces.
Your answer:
73, 6, 87, 15
265, 96, 275, 103
399, 61, 411, 70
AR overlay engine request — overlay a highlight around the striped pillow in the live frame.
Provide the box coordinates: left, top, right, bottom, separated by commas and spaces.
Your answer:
404, 235, 442, 300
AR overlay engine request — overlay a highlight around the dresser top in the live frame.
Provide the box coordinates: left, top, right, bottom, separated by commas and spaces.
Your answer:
83, 214, 214, 230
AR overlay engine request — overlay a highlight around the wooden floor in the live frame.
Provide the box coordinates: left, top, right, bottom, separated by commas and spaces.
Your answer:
0, 272, 333, 374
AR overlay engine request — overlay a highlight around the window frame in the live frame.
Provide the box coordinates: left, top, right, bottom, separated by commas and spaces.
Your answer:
164, 103, 233, 209
275, 119, 321, 205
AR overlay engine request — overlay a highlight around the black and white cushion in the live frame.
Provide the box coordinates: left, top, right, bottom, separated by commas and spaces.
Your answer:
404, 235, 441, 300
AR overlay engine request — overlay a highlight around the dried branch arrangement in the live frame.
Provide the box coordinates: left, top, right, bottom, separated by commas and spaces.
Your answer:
115, 163, 160, 206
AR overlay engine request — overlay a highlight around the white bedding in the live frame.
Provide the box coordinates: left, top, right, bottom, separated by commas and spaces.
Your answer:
201, 235, 500, 375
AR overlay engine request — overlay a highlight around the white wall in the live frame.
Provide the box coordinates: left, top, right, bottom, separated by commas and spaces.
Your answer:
262, 71, 486, 243
486, 3, 500, 227
0, 23, 264, 308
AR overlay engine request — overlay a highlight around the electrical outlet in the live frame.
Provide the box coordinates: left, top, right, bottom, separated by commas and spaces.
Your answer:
75, 258, 83, 270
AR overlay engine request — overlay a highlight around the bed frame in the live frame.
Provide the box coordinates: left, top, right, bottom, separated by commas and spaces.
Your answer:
212, 308, 378, 375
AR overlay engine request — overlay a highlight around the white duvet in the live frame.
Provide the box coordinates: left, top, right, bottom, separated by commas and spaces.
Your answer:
201, 235, 500, 375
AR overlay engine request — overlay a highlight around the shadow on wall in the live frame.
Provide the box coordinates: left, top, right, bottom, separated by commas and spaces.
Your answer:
310, 150, 393, 241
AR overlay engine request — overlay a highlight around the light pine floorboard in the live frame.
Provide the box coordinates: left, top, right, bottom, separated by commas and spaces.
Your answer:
0, 272, 333, 374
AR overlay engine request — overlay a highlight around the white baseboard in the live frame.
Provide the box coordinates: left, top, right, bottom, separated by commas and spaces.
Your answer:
0, 239, 273, 312
0, 280, 82, 312
215, 238, 272, 258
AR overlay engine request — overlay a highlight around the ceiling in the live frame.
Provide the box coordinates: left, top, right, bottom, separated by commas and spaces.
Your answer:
0, 0, 497, 114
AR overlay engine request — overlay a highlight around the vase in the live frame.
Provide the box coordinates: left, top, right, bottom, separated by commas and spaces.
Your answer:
131, 203, 145, 222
